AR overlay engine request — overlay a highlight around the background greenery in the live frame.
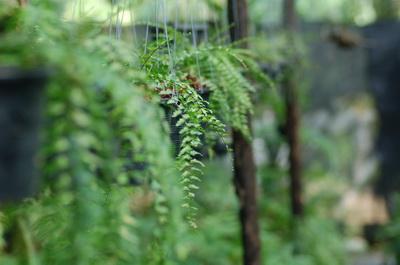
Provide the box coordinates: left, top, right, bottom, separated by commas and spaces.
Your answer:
1, 0, 398, 264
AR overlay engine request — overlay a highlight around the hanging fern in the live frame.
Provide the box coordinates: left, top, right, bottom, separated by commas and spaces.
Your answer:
177, 44, 273, 138
138, 27, 273, 224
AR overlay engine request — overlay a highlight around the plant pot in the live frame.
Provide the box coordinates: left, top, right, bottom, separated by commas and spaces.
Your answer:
134, 23, 209, 45
0, 67, 47, 202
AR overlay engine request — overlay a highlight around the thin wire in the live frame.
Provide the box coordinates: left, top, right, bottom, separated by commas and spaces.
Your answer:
155, 0, 160, 68
207, 1, 221, 45
115, 1, 121, 39
173, 0, 179, 56
203, 3, 209, 43
220, 1, 230, 45
129, 1, 138, 47
116, 1, 127, 40
109, 0, 115, 37
190, 0, 202, 84
155, 0, 159, 44
72, 0, 78, 20
185, 0, 190, 34
79, 0, 83, 17
115, 3, 120, 39
171, 0, 180, 99
144, 8, 150, 55
162, 0, 173, 73
203, 0, 216, 83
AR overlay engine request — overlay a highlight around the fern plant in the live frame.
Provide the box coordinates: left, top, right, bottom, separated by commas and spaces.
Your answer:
143, 64, 226, 226
0, 1, 183, 264
137, 26, 273, 223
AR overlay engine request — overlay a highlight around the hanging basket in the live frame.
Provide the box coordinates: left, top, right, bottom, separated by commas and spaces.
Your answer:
0, 67, 47, 202
160, 83, 227, 159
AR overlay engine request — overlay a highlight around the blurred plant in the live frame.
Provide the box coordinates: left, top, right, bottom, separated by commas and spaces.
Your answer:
0, 0, 274, 263
0, 0, 352, 264
0, 0, 182, 264
373, 0, 400, 20
383, 194, 400, 263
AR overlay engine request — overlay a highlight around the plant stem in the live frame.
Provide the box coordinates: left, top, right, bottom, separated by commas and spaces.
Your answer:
17, 217, 39, 265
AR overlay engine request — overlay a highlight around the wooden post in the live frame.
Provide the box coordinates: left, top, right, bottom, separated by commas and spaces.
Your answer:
227, 1, 261, 265
284, 76, 303, 217
283, 0, 304, 218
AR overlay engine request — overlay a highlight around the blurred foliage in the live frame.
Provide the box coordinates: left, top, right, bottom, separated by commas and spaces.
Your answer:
0, 0, 379, 264
248, 0, 400, 26
383, 194, 400, 263
62, 0, 400, 28
0, 1, 182, 264
0, 0, 272, 264
64, 0, 222, 23
373, 0, 400, 20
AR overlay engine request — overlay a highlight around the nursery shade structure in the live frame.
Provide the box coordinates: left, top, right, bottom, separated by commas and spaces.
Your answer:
64, 0, 218, 23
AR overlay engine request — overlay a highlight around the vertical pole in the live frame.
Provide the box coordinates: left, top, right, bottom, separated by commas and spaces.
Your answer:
227, 1, 261, 265
283, 0, 303, 218
285, 76, 303, 217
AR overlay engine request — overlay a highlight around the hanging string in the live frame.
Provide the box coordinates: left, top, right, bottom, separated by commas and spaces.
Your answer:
155, 0, 160, 69
202, 3, 209, 44
108, 0, 115, 37
220, 0, 230, 45
114, 1, 121, 39
184, 0, 189, 36
155, 0, 159, 44
170, 0, 180, 100
79, 0, 83, 18
190, 0, 203, 88
143, 6, 150, 55
115, 0, 127, 40
203, 0, 217, 83
71, 0, 84, 20
72, 0, 78, 20
209, 1, 222, 45
114, 2, 119, 39
129, 1, 138, 47
173, 0, 179, 56
162, 0, 174, 74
